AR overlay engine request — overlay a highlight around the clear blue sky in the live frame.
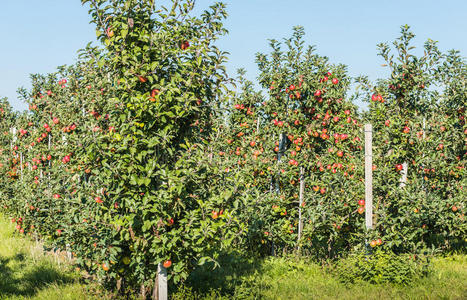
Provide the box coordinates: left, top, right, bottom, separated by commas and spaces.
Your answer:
1, 0, 466, 111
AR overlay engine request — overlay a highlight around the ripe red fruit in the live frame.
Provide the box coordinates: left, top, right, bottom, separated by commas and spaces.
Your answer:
250, 141, 256, 147
357, 207, 365, 214
212, 211, 219, 219
403, 126, 410, 134
95, 197, 103, 204
332, 78, 339, 85
53, 194, 61, 199
102, 263, 110, 271
47, 90, 52, 96
314, 90, 322, 97
358, 199, 365, 206
376, 239, 382, 246
452, 206, 458, 212
289, 84, 295, 91
163, 260, 172, 268
371, 94, 378, 102
370, 240, 377, 248
396, 164, 403, 171
168, 218, 174, 226
180, 41, 190, 50
56, 229, 62, 236
53, 117, 59, 124
384, 120, 390, 126
151, 89, 160, 97
106, 27, 114, 38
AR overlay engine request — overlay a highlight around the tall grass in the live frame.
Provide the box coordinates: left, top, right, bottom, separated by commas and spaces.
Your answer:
173, 253, 467, 299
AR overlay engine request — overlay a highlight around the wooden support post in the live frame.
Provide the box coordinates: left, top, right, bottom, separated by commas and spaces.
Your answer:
20, 152, 23, 181
48, 135, 52, 180
297, 166, 304, 249
66, 244, 72, 261
364, 124, 373, 230
153, 263, 167, 300
422, 118, 426, 139
399, 162, 408, 188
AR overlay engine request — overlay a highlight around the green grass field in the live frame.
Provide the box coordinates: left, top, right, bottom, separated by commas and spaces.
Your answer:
1, 214, 466, 300
174, 254, 467, 299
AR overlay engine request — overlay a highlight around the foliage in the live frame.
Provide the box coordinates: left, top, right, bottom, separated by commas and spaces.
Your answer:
356, 25, 466, 253
214, 27, 365, 258
0, 1, 465, 297
335, 250, 431, 285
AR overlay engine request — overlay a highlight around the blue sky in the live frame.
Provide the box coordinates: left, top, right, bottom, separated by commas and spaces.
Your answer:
1, 0, 466, 111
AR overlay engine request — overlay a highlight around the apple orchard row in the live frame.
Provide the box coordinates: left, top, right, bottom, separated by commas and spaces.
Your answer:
0, 1, 465, 295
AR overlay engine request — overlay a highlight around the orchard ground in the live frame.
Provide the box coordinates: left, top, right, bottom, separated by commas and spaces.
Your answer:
1, 215, 466, 300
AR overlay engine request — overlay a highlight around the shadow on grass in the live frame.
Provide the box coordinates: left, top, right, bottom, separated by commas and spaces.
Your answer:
0, 254, 75, 298
173, 251, 264, 298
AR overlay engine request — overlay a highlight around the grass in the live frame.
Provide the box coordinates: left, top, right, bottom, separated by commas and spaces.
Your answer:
174, 253, 467, 300
1, 214, 466, 299
0, 215, 110, 300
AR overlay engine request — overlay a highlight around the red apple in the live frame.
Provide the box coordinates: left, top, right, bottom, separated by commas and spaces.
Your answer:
163, 260, 172, 268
